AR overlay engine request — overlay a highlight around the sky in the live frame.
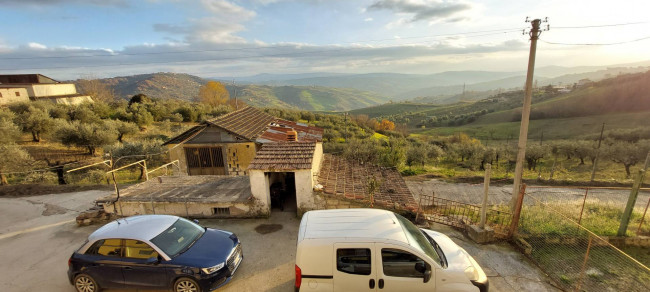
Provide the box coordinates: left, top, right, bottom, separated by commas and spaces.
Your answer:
1, 0, 649, 80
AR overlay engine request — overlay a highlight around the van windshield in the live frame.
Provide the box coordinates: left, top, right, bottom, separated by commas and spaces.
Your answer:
394, 214, 442, 265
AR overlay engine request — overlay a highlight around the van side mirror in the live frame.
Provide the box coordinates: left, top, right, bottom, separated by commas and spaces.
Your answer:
415, 262, 426, 274
423, 269, 432, 283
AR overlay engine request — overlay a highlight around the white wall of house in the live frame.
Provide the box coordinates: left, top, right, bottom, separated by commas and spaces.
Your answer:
311, 142, 324, 185
1, 83, 78, 98
0, 88, 29, 105
294, 169, 315, 214
249, 170, 271, 215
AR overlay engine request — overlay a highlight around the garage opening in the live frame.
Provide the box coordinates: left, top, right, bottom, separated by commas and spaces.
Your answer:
268, 172, 297, 212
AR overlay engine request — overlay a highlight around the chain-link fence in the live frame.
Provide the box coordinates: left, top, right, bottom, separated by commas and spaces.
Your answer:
517, 188, 650, 291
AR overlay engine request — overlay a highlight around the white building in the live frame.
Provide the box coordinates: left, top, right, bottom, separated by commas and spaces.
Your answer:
0, 74, 93, 105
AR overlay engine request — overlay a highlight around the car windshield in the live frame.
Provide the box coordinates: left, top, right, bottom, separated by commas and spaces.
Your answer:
151, 218, 205, 258
394, 213, 443, 266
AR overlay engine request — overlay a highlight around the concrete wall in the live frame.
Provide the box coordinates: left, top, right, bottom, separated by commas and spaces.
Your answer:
294, 169, 314, 214
249, 170, 271, 215
49, 95, 93, 105
30, 84, 78, 97
105, 200, 268, 218
0, 88, 29, 105
311, 142, 324, 185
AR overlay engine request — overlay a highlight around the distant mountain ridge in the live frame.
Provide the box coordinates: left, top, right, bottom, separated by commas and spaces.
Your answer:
86, 72, 389, 111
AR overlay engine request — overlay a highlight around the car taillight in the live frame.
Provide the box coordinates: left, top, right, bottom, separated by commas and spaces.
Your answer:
295, 264, 302, 290
68, 258, 72, 267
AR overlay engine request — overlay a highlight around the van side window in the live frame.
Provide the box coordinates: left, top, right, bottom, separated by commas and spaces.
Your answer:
336, 248, 371, 275
381, 249, 426, 278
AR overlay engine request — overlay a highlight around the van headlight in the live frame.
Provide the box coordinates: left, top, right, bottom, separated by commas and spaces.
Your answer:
202, 262, 224, 274
464, 266, 478, 281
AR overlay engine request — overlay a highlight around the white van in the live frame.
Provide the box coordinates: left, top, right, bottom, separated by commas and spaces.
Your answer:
295, 209, 488, 292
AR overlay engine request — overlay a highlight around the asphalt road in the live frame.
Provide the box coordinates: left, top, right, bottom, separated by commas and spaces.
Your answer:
0, 189, 558, 292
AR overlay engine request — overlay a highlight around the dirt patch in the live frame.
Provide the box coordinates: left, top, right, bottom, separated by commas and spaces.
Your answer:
0, 184, 112, 198
42, 203, 68, 216
255, 223, 283, 234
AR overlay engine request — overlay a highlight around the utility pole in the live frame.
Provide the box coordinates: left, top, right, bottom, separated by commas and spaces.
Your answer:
511, 17, 548, 209
590, 123, 605, 182
618, 152, 650, 236
232, 79, 239, 110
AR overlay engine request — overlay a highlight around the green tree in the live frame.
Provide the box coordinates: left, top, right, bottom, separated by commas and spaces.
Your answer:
15, 106, 54, 142
379, 137, 406, 167
0, 109, 21, 144
0, 144, 36, 185
104, 140, 166, 180
605, 140, 649, 178
343, 139, 380, 164
406, 144, 428, 168
198, 81, 230, 106
525, 144, 548, 171
107, 120, 139, 143
56, 121, 118, 155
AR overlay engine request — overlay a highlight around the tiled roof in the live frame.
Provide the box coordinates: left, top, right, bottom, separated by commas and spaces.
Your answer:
206, 106, 275, 140
317, 154, 417, 211
162, 125, 206, 145
248, 142, 316, 170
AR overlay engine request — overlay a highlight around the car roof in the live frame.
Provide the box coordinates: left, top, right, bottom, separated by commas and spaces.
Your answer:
300, 209, 408, 244
88, 215, 180, 242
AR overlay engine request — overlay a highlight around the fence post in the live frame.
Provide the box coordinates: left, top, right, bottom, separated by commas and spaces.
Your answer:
508, 184, 526, 238
637, 196, 650, 235
143, 160, 149, 181
576, 234, 593, 292
480, 164, 491, 229
618, 152, 649, 236
415, 193, 424, 223
577, 188, 589, 226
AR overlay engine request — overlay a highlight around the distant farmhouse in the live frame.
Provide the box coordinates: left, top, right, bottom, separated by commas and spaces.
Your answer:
0, 74, 93, 106
105, 106, 416, 218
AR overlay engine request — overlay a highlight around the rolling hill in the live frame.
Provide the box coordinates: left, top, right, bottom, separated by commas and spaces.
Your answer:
85, 73, 389, 111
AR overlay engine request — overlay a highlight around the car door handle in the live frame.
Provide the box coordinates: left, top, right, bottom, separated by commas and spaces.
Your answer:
369, 279, 375, 289
378, 279, 384, 289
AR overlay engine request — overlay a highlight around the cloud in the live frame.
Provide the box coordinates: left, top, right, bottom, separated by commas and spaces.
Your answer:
367, 0, 474, 23
155, 0, 256, 44
0, 0, 127, 7
364, 17, 374, 22
0, 36, 529, 80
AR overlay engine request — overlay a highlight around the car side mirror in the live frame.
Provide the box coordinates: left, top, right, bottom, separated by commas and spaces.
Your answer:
415, 262, 426, 273
145, 257, 160, 265
423, 269, 432, 283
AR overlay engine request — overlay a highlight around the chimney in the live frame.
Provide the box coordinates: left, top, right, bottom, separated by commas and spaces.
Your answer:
286, 129, 298, 141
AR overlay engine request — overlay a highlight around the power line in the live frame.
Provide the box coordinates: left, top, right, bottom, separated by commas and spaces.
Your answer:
0, 30, 522, 71
0, 28, 524, 61
553, 21, 649, 29
540, 35, 650, 46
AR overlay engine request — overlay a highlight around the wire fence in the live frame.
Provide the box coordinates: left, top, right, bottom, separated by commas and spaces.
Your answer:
517, 188, 650, 291
418, 194, 513, 238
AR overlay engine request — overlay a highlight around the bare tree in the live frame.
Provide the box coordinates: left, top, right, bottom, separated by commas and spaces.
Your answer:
77, 76, 115, 102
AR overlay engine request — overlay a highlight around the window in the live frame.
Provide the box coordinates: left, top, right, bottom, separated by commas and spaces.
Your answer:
336, 248, 371, 275
213, 207, 230, 215
15, 92, 20, 96
86, 239, 122, 257
151, 218, 205, 258
124, 239, 159, 259
0, 92, 3, 98
381, 249, 427, 278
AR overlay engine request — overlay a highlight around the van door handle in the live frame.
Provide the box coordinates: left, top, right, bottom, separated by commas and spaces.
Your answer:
378, 279, 384, 289
369, 279, 375, 289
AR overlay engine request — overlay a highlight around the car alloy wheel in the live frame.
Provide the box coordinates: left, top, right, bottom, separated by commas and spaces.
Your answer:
175, 278, 201, 292
74, 274, 98, 292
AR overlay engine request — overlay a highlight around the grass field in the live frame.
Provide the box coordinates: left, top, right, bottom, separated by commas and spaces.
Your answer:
416, 111, 650, 141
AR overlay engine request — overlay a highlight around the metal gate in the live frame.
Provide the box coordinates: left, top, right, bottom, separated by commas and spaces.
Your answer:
419, 194, 513, 238
184, 147, 226, 175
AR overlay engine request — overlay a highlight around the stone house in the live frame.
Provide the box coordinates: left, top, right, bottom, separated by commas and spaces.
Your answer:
0, 74, 93, 105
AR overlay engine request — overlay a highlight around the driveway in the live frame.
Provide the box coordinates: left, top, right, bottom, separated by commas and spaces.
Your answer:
0, 189, 558, 292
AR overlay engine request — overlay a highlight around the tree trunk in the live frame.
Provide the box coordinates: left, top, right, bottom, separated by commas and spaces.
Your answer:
579, 157, 585, 165
32, 131, 40, 142
118, 133, 124, 143
625, 164, 632, 178
55, 166, 66, 185
0, 172, 8, 185
139, 166, 145, 181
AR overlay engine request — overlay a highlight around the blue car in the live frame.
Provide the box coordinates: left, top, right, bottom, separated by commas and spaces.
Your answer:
67, 215, 242, 292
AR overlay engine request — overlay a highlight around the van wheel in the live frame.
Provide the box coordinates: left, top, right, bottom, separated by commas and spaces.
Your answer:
174, 277, 201, 292
74, 273, 101, 292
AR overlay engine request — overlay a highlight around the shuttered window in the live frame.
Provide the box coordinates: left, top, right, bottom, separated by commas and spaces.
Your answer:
185, 147, 224, 168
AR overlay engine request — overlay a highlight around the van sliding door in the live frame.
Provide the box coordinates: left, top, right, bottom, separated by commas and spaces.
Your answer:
333, 243, 377, 291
